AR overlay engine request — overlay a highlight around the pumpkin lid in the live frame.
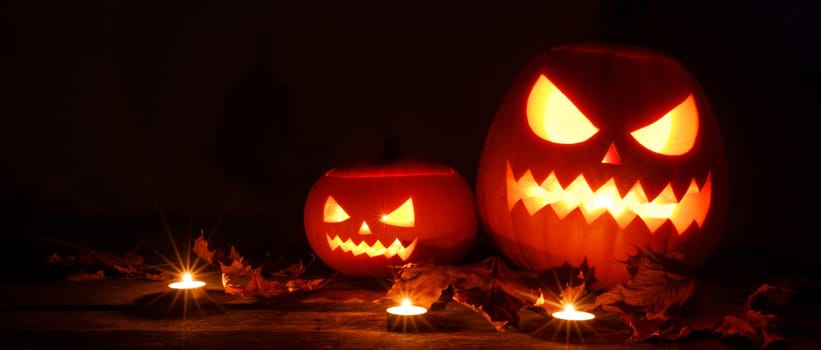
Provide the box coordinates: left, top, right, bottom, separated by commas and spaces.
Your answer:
326, 158, 455, 178
326, 138, 456, 178
550, 42, 682, 66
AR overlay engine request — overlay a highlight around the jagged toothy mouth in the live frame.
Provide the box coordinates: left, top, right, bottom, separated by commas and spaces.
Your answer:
326, 234, 418, 260
506, 162, 711, 234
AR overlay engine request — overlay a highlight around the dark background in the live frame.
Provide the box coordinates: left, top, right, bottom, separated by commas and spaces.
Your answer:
1, 1, 819, 280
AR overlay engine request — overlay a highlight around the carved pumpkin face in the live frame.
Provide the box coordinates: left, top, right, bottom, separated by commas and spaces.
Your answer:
476, 43, 729, 288
304, 159, 477, 277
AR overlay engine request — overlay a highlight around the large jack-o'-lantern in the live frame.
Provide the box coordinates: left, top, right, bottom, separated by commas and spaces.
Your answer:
305, 154, 477, 278
476, 43, 729, 289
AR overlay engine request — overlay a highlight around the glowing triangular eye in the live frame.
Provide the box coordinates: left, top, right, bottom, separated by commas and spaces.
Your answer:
323, 196, 350, 223
630, 94, 698, 155
527, 74, 598, 144
380, 198, 415, 227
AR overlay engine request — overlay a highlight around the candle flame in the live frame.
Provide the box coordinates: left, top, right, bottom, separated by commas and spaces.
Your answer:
387, 298, 426, 316
168, 271, 206, 290
552, 303, 595, 321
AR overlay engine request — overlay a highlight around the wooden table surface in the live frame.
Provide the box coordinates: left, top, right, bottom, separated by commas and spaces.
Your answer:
1, 269, 818, 350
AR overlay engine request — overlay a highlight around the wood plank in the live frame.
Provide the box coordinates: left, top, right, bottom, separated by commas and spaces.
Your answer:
1, 272, 818, 349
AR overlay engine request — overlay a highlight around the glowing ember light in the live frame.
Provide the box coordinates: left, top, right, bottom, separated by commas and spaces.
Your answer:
552, 304, 595, 321
168, 272, 206, 290
387, 298, 427, 316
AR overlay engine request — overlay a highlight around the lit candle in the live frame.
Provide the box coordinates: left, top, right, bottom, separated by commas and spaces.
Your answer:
551, 304, 595, 321
386, 298, 430, 332
168, 272, 206, 290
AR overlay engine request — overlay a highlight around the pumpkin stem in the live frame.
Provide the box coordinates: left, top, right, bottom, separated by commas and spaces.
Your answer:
382, 137, 403, 161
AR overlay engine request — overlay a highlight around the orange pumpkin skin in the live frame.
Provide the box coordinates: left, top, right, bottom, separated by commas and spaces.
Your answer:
304, 159, 477, 278
476, 43, 729, 289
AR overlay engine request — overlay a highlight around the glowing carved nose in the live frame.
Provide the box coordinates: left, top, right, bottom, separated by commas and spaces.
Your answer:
358, 221, 372, 235
601, 143, 621, 165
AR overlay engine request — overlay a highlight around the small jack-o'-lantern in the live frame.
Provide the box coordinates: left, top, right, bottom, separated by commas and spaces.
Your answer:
304, 156, 477, 277
476, 43, 729, 289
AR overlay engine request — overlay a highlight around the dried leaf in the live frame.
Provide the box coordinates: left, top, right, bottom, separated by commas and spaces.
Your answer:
47, 252, 76, 266
225, 263, 327, 298
591, 247, 698, 343
91, 250, 123, 268
592, 247, 792, 349
47, 247, 166, 281
144, 272, 169, 281
269, 259, 307, 279
386, 263, 453, 309
121, 248, 145, 266
594, 247, 696, 321
244, 268, 289, 298
714, 314, 759, 340
451, 257, 543, 330
562, 281, 587, 301
538, 258, 597, 294
746, 284, 794, 307
707, 284, 793, 348
196, 238, 327, 298
714, 310, 783, 348
220, 258, 251, 276
621, 313, 667, 342
218, 244, 253, 294
192, 232, 216, 265
285, 277, 326, 293
224, 284, 245, 295
623, 283, 793, 348
227, 245, 242, 262
113, 264, 138, 275
67, 270, 105, 281
387, 257, 550, 331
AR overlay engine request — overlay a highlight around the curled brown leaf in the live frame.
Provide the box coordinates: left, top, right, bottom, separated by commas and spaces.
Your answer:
192, 232, 216, 265
387, 257, 553, 331
67, 270, 105, 281
194, 236, 327, 298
